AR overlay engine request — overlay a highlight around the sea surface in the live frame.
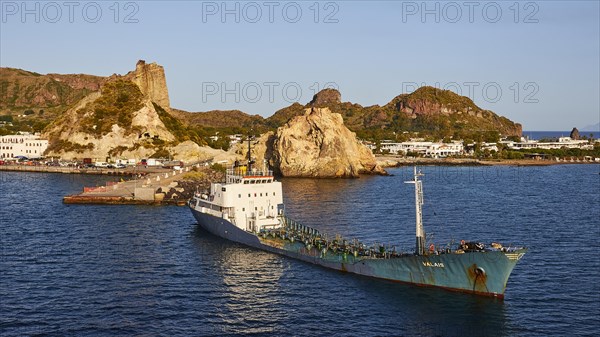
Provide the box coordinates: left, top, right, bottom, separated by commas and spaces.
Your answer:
1, 165, 599, 336
522, 131, 599, 140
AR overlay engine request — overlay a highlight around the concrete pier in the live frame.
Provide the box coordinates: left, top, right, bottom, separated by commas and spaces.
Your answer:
63, 167, 199, 205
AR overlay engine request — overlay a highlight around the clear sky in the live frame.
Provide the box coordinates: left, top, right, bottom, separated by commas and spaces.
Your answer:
1, 0, 599, 130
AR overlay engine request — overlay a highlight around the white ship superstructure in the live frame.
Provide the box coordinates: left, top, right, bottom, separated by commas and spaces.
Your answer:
192, 165, 284, 234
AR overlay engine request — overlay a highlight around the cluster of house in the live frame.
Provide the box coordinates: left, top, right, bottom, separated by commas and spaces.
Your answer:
364, 136, 596, 158
0, 133, 49, 159
0, 132, 596, 161
208, 134, 245, 146
503, 137, 593, 150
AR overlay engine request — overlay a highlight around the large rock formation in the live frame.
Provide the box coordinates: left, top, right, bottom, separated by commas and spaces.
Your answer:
42, 62, 187, 160
268, 107, 386, 178
43, 80, 176, 159
124, 60, 170, 110
309, 88, 341, 107
570, 127, 580, 140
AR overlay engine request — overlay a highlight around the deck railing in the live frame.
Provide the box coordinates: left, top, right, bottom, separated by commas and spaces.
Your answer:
226, 168, 274, 183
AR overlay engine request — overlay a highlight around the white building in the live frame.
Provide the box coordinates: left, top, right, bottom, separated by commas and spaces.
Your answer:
379, 140, 464, 157
425, 141, 464, 158
505, 137, 592, 150
228, 134, 244, 147
0, 133, 49, 159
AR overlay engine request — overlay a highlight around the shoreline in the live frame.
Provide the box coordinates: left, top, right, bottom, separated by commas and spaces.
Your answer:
375, 156, 600, 167
0, 164, 171, 175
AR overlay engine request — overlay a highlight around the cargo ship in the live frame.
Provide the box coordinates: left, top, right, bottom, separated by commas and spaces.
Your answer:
189, 156, 526, 298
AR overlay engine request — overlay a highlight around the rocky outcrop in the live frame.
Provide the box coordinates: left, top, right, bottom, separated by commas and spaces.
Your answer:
570, 127, 580, 140
124, 60, 170, 109
268, 107, 386, 178
309, 88, 342, 107
40, 61, 190, 160
43, 96, 175, 160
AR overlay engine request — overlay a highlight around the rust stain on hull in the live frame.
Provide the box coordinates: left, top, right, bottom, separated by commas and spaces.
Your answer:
467, 263, 489, 293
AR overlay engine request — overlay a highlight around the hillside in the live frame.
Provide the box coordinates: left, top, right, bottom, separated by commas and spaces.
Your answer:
171, 108, 266, 131
41, 62, 216, 161
0, 67, 107, 134
266, 87, 522, 141
0, 68, 106, 112
1, 63, 523, 148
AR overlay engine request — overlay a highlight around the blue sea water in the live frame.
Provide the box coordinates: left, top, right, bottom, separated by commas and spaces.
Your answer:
1, 165, 599, 336
522, 131, 599, 140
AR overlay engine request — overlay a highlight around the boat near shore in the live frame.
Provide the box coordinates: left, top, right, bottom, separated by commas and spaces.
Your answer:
189, 153, 527, 298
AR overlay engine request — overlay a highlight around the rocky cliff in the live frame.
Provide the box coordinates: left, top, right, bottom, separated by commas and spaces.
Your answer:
267, 107, 386, 177
124, 60, 170, 110
41, 62, 204, 160
43, 79, 172, 159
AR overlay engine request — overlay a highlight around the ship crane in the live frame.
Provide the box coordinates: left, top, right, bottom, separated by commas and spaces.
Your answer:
405, 167, 425, 255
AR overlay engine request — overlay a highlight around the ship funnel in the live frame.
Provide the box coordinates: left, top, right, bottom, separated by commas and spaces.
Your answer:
405, 167, 425, 255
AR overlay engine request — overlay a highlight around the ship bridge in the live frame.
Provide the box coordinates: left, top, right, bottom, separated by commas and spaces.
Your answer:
226, 167, 274, 185
192, 165, 284, 233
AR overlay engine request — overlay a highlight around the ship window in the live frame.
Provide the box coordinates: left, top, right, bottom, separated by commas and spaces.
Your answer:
248, 193, 251, 197
222, 187, 226, 192
255, 207, 257, 210
254, 193, 257, 197
260, 193, 262, 197
242, 208, 245, 211
238, 194, 241, 198
244, 181, 248, 184
273, 192, 275, 196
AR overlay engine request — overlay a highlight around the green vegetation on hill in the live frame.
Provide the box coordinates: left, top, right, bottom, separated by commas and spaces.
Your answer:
77, 80, 144, 136
387, 86, 479, 111
45, 140, 94, 154
174, 109, 265, 130
0, 67, 105, 130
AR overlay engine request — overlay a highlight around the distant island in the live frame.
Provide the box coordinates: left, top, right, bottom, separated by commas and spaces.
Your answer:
581, 122, 600, 132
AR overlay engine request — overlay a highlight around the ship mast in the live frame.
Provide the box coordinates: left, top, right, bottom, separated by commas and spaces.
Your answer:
246, 132, 254, 173
405, 167, 425, 255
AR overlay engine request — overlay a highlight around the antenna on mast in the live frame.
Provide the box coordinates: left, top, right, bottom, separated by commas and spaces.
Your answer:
247, 130, 255, 173
405, 166, 425, 255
